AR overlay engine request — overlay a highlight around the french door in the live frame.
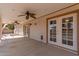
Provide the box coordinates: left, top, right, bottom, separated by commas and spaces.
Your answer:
62, 16, 73, 46
48, 13, 77, 51
48, 19, 57, 45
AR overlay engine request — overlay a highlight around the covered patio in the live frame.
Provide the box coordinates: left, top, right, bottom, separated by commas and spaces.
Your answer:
0, 38, 76, 56
0, 3, 79, 56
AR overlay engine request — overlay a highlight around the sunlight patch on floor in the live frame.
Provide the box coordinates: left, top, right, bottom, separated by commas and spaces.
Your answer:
1, 34, 24, 40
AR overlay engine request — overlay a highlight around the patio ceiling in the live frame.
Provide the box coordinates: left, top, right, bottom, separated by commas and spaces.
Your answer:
0, 3, 75, 24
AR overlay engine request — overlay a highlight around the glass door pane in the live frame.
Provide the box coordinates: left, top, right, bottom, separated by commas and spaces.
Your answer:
62, 16, 73, 46
49, 20, 56, 42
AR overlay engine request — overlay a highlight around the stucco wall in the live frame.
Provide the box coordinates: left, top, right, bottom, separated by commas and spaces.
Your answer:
30, 4, 79, 43
30, 17, 46, 43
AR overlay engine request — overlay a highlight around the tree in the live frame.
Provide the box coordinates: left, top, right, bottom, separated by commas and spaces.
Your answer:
6, 24, 14, 30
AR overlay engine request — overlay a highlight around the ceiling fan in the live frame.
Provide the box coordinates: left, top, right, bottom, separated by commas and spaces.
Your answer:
14, 21, 19, 24
18, 11, 36, 20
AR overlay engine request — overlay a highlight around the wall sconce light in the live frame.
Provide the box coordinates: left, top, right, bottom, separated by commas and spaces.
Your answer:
34, 23, 37, 25
29, 23, 32, 26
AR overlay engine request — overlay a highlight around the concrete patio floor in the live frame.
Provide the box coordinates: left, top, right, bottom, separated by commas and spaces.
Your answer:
0, 38, 77, 56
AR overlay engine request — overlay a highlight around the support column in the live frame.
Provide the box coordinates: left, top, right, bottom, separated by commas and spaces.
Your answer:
0, 17, 2, 41
14, 24, 23, 36
77, 11, 79, 55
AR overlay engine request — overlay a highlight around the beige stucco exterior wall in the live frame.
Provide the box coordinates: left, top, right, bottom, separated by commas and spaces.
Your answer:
30, 17, 46, 43
29, 4, 79, 43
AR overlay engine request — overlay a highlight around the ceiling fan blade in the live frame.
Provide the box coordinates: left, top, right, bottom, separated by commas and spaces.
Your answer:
26, 15, 29, 19
18, 15, 25, 17
30, 15, 36, 19
30, 13, 36, 15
